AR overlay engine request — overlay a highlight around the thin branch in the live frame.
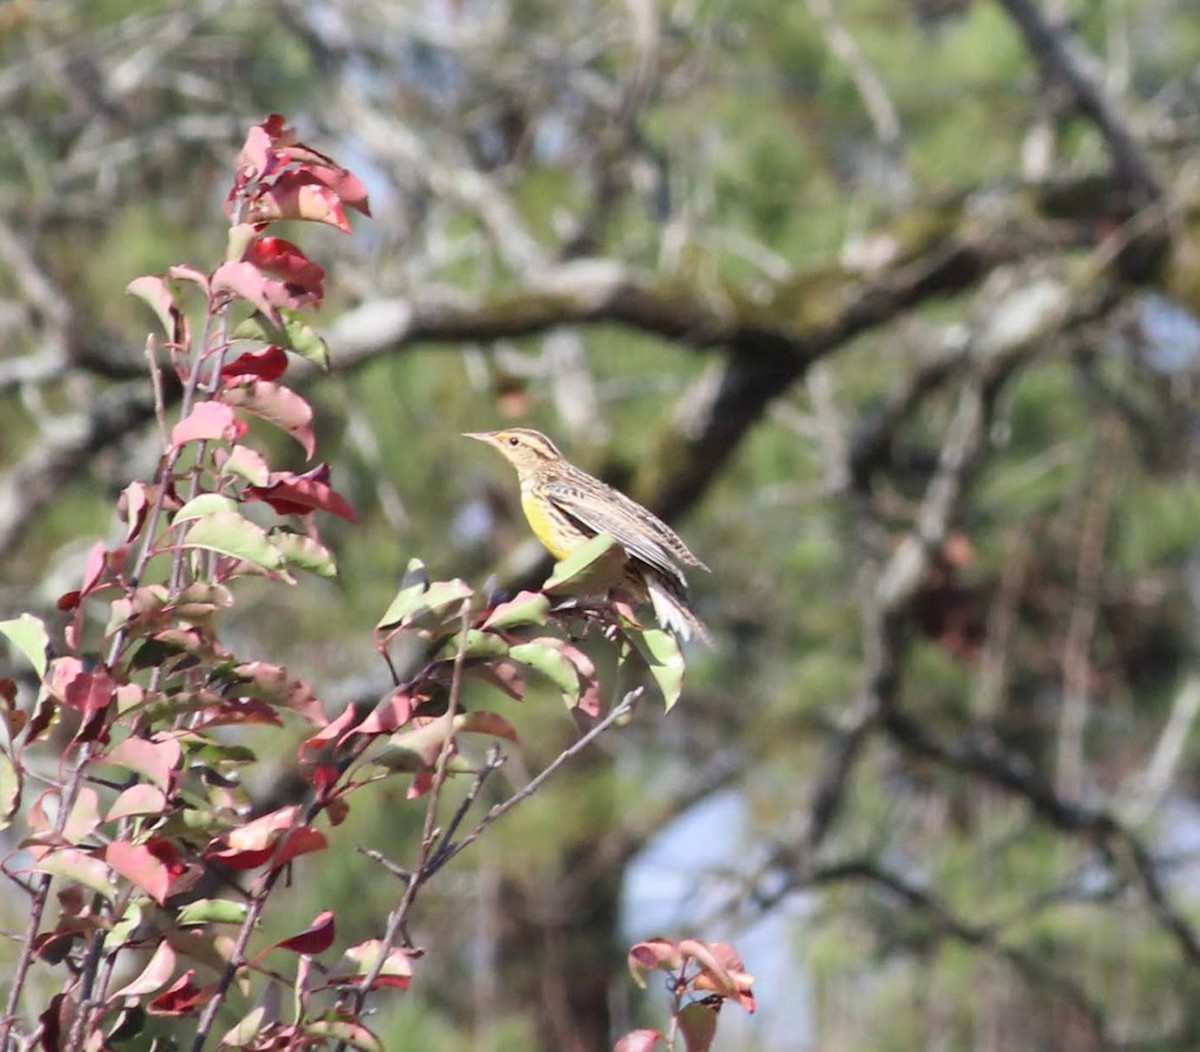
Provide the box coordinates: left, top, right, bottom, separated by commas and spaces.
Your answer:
995, 0, 1161, 203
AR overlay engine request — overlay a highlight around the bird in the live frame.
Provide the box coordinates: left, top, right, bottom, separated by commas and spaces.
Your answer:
464, 428, 711, 644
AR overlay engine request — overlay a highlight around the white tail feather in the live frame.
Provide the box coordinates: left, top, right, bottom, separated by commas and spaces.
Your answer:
646, 578, 710, 645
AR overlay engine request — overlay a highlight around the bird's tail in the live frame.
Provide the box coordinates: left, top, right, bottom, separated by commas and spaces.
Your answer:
646, 576, 712, 646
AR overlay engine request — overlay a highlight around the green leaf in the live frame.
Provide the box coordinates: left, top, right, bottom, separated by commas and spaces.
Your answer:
177, 898, 249, 926
482, 591, 551, 630
437, 629, 509, 661
126, 276, 178, 337
376, 559, 430, 628
33, 847, 114, 901
174, 494, 238, 523
182, 511, 284, 570
223, 444, 270, 486
233, 309, 331, 371
377, 572, 473, 634
304, 1019, 383, 1052
543, 534, 628, 596
0, 613, 49, 680
104, 900, 144, 952
677, 1001, 719, 1052
219, 1007, 265, 1050
627, 628, 685, 712
272, 531, 338, 577
509, 640, 581, 705
0, 749, 20, 832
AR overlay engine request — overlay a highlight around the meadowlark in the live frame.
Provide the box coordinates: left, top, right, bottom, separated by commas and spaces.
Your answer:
464, 428, 711, 644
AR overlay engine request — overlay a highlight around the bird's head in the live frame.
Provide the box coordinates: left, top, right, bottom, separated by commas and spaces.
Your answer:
463, 428, 564, 475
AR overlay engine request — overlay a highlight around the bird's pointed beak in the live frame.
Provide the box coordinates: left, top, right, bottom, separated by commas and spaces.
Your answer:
462, 431, 495, 445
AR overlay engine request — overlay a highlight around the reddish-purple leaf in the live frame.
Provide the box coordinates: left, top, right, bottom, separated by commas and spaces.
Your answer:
106, 840, 172, 905
613, 1030, 664, 1052
233, 662, 326, 725
219, 444, 271, 486
107, 784, 168, 823
119, 482, 151, 544
167, 264, 211, 292
349, 689, 418, 739
303, 1018, 383, 1052
49, 658, 116, 714
212, 260, 283, 324
109, 940, 176, 999
453, 711, 519, 743
246, 172, 353, 232
272, 910, 335, 955
407, 770, 435, 800
146, 970, 214, 1016
221, 346, 288, 384
244, 237, 325, 296
204, 843, 277, 871
244, 464, 357, 521
63, 788, 102, 843
271, 826, 327, 869
329, 939, 413, 991
299, 703, 361, 756
170, 402, 242, 449
684, 940, 756, 1013
220, 381, 316, 457
39, 992, 72, 1052
80, 541, 107, 597
104, 736, 181, 791
30, 847, 113, 900
627, 938, 684, 987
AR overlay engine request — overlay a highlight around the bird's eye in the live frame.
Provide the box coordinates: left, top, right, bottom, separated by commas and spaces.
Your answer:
507, 436, 519, 447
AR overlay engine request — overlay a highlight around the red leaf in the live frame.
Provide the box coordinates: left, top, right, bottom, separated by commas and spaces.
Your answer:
103, 735, 181, 791
271, 826, 327, 869
106, 840, 172, 905
50, 659, 116, 714
107, 784, 168, 823
221, 346, 289, 383
147, 970, 214, 1016
80, 541, 107, 596
407, 770, 434, 800
454, 710, 519, 743
204, 843, 277, 871
244, 465, 357, 522
192, 696, 284, 730
170, 402, 241, 449
39, 992, 73, 1052
246, 171, 353, 232
273, 909, 335, 954
613, 1031, 663, 1052
686, 940, 756, 1014
244, 237, 325, 296
211, 261, 284, 324
233, 662, 326, 725
351, 689, 418, 738
627, 938, 683, 987
119, 482, 151, 544
226, 806, 298, 851
220, 381, 315, 457
300, 704, 361, 755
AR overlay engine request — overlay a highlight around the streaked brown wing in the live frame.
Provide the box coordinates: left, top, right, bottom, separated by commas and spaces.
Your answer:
541, 478, 689, 587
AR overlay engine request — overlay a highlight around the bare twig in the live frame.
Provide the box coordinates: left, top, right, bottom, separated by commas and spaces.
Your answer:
995, 0, 1161, 202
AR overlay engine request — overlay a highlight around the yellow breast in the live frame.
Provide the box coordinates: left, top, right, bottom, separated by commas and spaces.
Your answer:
521, 490, 581, 561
